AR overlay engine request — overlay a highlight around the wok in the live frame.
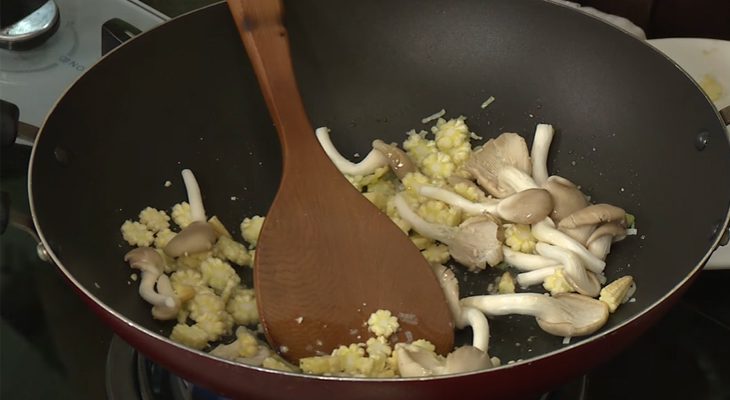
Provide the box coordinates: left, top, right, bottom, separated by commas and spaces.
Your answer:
28, 0, 730, 399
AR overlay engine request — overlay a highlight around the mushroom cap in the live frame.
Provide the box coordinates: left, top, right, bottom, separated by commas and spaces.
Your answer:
536, 293, 609, 337
395, 346, 445, 377
396, 345, 493, 377
558, 203, 626, 230
497, 188, 554, 224
449, 214, 504, 271
444, 346, 493, 374
559, 225, 596, 246
461, 293, 609, 337
464, 132, 532, 198
124, 247, 164, 274
164, 221, 217, 258
372, 139, 416, 180
542, 176, 589, 222
586, 221, 628, 246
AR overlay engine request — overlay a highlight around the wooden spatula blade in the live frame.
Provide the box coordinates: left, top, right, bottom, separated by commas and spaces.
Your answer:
255, 158, 454, 360
226, 0, 455, 363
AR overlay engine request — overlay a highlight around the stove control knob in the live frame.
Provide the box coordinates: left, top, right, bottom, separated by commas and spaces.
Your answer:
0, 0, 60, 50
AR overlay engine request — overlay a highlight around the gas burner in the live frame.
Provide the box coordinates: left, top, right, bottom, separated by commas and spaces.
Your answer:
0, 0, 166, 128
106, 335, 231, 400
0, 0, 60, 51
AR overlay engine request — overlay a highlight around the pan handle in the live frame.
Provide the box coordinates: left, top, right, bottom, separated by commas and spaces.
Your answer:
0, 190, 51, 262
719, 105, 730, 126
1, 100, 39, 148
713, 105, 729, 247
0, 101, 50, 262
101, 18, 141, 56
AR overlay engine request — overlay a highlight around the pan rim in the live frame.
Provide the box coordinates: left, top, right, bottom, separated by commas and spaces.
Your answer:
27, 0, 730, 384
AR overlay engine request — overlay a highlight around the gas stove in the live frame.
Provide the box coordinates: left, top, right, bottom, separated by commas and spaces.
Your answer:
1, 1, 729, 399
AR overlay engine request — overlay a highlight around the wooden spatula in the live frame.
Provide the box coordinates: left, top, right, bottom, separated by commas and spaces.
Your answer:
225, 0, 454, 362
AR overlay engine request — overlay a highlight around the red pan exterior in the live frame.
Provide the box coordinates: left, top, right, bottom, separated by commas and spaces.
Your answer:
75, 268, 698, 399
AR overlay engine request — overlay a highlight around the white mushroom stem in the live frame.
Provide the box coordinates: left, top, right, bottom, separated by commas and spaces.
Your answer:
430, 265, 490, 352
588, 236, 613, 260
395, 194, 503, 270
586, 222, 628, 260
461, 293, 610, 337
124, 248, 177, 316
535, 243, 601, 297
419, 186, 553, 225
460, 307, 490, 352
394, 194, 456, 244
532, 219, 606, 273
497, 166, 538, 193
315, 127, 388, 176
530, 124, 554, 186
503, 246, 559, 271
181, 169, 206, 223
517, 267, 559, 287
462, 293, 559, 318
137, 268, 174, 307
419, 185, 499, 216
151, 274, 181, 320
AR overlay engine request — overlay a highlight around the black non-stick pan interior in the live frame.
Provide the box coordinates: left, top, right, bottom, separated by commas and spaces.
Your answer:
30, 0, 730, 367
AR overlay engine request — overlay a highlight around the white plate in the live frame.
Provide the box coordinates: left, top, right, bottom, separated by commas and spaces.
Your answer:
648, 38, 730, 269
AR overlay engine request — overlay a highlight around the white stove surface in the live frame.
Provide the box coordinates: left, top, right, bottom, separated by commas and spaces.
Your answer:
0, 0, 167, 129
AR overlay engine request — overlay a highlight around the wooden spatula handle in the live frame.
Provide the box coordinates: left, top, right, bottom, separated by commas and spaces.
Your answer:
226, 0, 316, 158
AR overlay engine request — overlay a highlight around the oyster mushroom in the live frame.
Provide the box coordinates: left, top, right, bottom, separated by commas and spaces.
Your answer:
124, 247, 179, 320
394, 193, 503, 270
542, 176, 589, 222
497, 165, 538, 193
535, 243, 601, 297
418, 186, 553, 225
461, 292, 610, 337
395, 344, 494, 377
516, 266, 559, 288
152, 274, 182, 320
530, 124, 555, 185
532, 219, 606, 273
559, 204, 626, 230
463, 132, 532, 198
371, 139, 416, 179
164, 221, 217, 258
164, 169, 217, 258
432, 264, 490, 351
557, 203, 626, 245
503, 246, 559, 271
315, 127, 388, 175
586, 222, 628, 260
